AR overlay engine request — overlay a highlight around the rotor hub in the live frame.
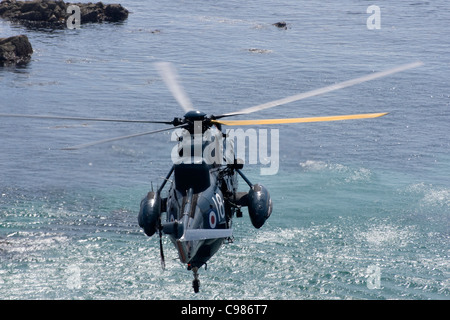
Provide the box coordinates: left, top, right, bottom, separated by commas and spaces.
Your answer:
183, 110, 206, 122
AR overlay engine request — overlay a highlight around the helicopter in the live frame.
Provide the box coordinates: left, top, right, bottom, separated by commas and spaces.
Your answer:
0, 61, 422, 292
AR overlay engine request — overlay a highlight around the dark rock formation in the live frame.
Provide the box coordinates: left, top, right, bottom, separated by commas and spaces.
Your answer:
0, 34, 33, 66
272, 21, 287, 29
247, 48, 272, 54
71, 1, 129, 23
0, 0, 128, 28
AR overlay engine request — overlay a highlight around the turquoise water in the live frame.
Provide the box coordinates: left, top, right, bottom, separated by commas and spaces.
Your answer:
0, 1, 448, 299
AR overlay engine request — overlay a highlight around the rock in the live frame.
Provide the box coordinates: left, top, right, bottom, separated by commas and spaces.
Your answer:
104, 3, 127, 22
0, 34, 33, 66
0, 0, 128, 28
272, 21, 287, 29
72, 2, 129, 23
247, 48, 272, 54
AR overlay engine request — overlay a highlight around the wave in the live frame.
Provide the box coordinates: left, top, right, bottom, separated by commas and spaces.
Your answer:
299, 160, 373, 183
357, 223, 417, 247
404, 182, 450, 209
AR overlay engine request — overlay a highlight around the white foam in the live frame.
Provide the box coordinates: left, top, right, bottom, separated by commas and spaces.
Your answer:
360, 224, 415, 247
1, 232, 69, 254
406, 183, 450, 207
299, 160, 345, 171
422, 187, 450, 207
299, 160, 372, 182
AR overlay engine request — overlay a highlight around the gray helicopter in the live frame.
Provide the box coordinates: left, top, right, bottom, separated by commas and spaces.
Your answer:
137, 108, 273, 293
0, 61, 422, 292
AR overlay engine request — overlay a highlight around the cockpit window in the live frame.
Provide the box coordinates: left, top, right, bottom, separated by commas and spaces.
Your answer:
174, 161, 211, 194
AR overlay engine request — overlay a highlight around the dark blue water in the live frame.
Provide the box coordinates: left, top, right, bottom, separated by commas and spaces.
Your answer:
0, 1, 448, 299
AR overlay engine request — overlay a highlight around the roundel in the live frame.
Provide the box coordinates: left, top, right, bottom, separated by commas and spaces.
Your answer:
209, 210, 217, 229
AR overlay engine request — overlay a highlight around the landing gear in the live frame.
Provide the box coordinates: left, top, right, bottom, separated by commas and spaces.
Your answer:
192, 267, 200, 293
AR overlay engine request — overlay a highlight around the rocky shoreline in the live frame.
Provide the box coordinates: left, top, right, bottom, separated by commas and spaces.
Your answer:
0, 0, 129, 65
0, 0, 129, 29
1, 1, 285, 67
0, 34, 33, 66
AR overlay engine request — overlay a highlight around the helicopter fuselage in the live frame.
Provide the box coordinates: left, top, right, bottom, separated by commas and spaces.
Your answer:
164, 124, 237, 267
138, 116, 272, 292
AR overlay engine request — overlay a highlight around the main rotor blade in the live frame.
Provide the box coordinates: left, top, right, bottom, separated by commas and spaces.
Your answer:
220, 61, 423, 117
212, 112, 388, 126
62, 124, 186, 150
0, 113, 172, 124
155, 62, 194, 113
